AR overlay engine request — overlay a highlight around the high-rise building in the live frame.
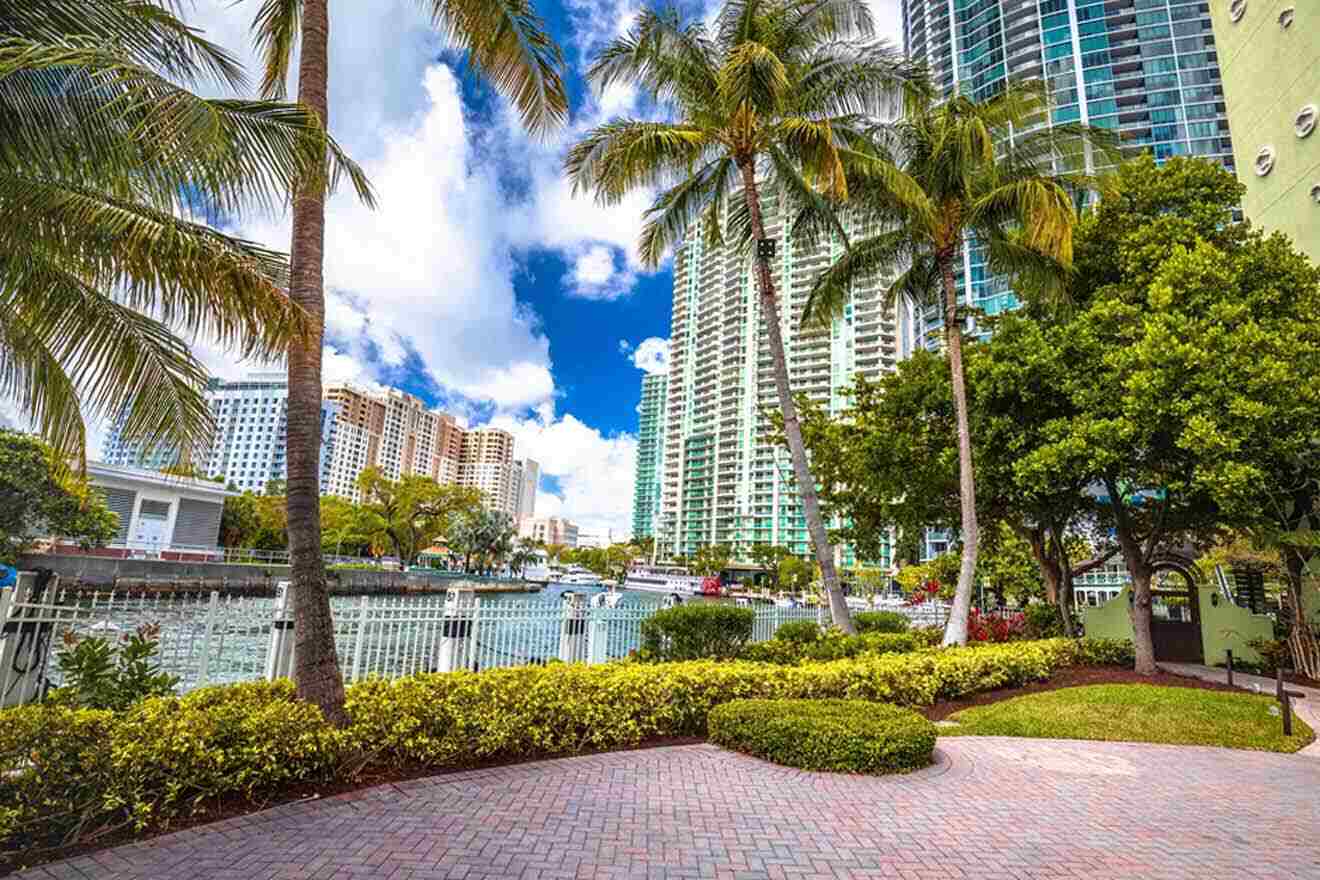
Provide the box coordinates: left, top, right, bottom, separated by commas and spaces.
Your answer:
657, 194, 907, 566
1210, 1, 1318, 260
902, 0, 1236, 339
101, 372, 336, 494
518, 516, 579, 547
457, 427, 516, 516
631, 373, 668, 540
513, 458, 540, 522
576, 527, 614, 549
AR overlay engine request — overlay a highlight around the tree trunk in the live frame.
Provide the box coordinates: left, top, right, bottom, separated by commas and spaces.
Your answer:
1283, 550, 1320, 679
1052, 526, 1078, 638
1109, 507, 1156, 674
938, 259, 979, 646
737, 160, 852, 634
285, 0, 348, 725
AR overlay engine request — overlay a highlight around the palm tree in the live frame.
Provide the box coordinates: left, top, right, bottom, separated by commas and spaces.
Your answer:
0, 0, 369, 464
802, 81, 1117, 644
565, 0, 924, 634
250, 0, 566, 722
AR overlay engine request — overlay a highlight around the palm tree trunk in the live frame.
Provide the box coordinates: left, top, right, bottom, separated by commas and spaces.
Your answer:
737, 161, 853, 635
938, 258, 979, 646
286, 0, 347, 725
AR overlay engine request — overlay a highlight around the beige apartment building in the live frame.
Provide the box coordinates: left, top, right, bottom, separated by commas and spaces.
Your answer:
518, 516, 579, 548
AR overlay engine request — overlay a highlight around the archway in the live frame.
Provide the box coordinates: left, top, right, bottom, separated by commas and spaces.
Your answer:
1148, 554, 1203, 663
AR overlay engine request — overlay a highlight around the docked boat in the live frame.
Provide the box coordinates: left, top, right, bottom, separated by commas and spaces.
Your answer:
547, 564, 600, 586
622, 565, 721, 598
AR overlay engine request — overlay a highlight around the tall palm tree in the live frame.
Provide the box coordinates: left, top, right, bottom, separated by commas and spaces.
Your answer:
564, 0, 924, 634
802, 81, 1117, 644
0, 0, 369, 464
251, 0, 566, 721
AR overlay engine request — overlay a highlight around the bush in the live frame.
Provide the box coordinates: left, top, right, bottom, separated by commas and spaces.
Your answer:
638, 604, 754, 661
967, 609, 1027, 642
708, 699, 935, 774
739, 630, 919, 665
774, 620, 823, 644
1023, 603, 1065, 639
0, 637, 1132, 855
852, 611, 910, 634
50, 624, 178, 710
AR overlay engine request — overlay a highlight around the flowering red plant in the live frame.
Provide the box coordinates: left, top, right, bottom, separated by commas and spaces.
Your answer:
906, 579, 942, 605
967, 609, 1027, 643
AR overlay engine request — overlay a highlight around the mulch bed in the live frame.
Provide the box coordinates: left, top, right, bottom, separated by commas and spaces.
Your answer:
919, 665, 1243, 721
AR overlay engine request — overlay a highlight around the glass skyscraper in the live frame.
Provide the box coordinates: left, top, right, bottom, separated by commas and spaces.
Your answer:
902, 0, 1236, 338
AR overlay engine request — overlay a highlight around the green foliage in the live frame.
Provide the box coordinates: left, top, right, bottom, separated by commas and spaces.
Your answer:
739, 631, 918, 665
357, 468, 484, 565
1244, 637, 1291, 674
944, 684, 1313, 753
708, 699, 936, 774
0, 430, 118, 562
690, 543, 733, 577
50, 625, 178, 711
448, 507, 518, 573
1023, 603, 1065, 640
852, 611, 910, 634
0, 637, 1130, 852
777, 555, 816, 594
774, 620, 823, 644
639, 604, 755, 661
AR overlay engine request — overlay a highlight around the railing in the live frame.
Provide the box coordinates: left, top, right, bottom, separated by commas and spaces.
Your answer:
0, 575, 955, 707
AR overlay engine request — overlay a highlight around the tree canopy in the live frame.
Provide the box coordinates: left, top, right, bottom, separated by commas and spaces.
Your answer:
0, 430, 117, 562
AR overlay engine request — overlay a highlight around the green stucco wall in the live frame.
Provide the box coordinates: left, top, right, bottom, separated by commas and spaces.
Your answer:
1082, 585, 1274, 666
1210, 1, 1320, 261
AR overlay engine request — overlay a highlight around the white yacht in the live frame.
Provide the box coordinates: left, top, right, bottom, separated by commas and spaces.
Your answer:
548, 564, 600, 586
622, 565, 720, 598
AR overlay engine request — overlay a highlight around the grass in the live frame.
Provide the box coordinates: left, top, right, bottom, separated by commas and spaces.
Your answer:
941, 684, 1314, 753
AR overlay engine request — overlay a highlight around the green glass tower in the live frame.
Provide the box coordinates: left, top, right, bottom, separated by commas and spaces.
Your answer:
631, 372, 668, 540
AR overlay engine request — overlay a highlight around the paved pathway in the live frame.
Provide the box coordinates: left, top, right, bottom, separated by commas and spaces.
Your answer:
1163, 662, 1320, 757
18, 739, 1320, 880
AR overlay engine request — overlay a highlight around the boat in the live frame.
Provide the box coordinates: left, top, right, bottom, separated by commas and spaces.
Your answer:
547, 564, 600, 586
622, 565, 721, 599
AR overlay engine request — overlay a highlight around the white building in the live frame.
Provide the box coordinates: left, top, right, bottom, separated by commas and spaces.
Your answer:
518, 516, 579, 548
576, 527, 614, 549
85, 463, 233, 553
512, 458, 539, 521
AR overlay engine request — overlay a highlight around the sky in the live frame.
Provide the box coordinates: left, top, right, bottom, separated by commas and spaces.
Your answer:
82, 0, 904, 538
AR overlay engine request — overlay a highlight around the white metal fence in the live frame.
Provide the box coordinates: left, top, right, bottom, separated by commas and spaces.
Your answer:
0, 575, 953, 707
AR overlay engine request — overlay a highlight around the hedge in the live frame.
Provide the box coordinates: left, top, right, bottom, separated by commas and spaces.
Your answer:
0, 637, 1131, 855
639, 603, 755, 660
739, 631, 919, 664
852, 611, 911, 634
709, 699, 936, 774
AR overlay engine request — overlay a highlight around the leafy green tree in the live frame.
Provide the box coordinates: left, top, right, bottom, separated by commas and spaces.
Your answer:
976, 522, 1043, 607
320, 496, 381, 558
356, 468, 482, 566
251, 0, 567, 725
449, 509, 518, 574
566, 0, 926, 635
803, 81, 1116, 645
0, 0, 367, 464
0, 431, 117, 563
691, 543, 734, 577
219, 493, 259, 549
1017, 156, 1320, 674
776, 554, 815, 595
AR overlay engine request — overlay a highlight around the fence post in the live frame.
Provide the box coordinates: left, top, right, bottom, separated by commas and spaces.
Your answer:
265, 581, 295, 681
586, 603, 610, 664
434, 587, 476, 673
196, 591, 220, 687
559, 592, 588, 663
0, 571, 59, 708
350, 596, 369, 682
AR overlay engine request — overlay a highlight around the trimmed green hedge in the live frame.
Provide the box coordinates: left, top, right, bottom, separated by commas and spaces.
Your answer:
773, 620, 823, 644
739, 631, 919, 664
639, 604, 755, 660
852, 611, 911, 634
709, 699, 935, 773
0, 637, 1131, 854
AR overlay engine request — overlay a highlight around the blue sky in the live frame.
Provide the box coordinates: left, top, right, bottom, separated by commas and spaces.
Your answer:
134, 0, 901, 536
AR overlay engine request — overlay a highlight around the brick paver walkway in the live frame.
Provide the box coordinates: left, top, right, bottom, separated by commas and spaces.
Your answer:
19, 739, 1320, 880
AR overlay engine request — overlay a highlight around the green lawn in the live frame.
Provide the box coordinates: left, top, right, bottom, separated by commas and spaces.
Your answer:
942, 685, 1314, 753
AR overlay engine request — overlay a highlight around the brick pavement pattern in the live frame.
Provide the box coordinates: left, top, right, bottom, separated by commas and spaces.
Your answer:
18, 739, 1320, 880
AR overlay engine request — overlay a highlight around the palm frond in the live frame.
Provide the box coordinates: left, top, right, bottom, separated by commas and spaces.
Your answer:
251, 0, 300, 100
1, 0, 246, 88
564, 119, 717, 204
638, 156, 735, 267
589, 8, 717, 108
718, 40, 788, 115
432, 0, 567, 138
0, 299, 86, 460
802, 229, 916, 327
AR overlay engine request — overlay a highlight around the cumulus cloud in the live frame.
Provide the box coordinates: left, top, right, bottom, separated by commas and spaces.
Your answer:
490, 410, 637, 538
629, 337, 671, 374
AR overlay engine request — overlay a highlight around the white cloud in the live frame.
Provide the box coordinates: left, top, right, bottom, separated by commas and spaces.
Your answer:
490, 411, 637, 538
629, 337, 670, 375
566, 244, 638, 300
